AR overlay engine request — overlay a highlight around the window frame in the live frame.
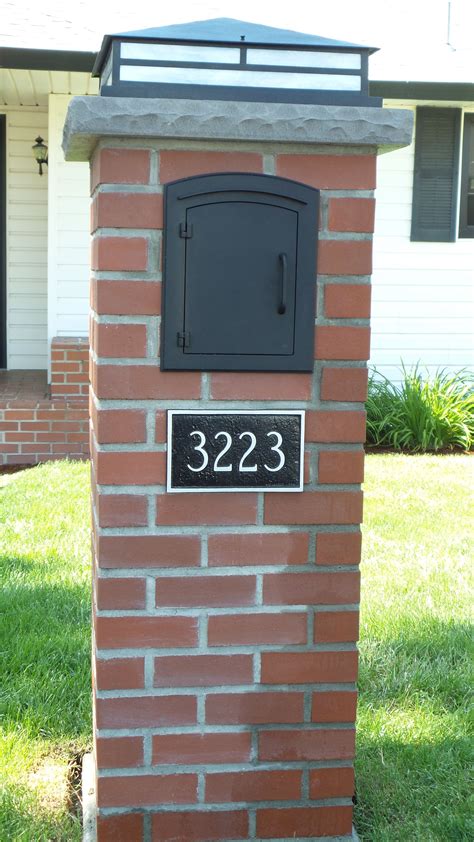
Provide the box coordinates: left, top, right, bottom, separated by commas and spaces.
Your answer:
458, 113, 474, 239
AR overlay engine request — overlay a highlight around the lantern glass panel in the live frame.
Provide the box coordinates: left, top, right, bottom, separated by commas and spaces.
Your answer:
120, 64, 361, 91
246, 49, 361, 69
120, 42, 240, 63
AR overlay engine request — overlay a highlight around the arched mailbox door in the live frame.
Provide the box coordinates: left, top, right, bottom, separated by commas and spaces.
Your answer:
161, 173, 319, 371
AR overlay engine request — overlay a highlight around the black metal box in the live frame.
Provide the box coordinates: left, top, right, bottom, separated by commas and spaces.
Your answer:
161, 173, 319, 371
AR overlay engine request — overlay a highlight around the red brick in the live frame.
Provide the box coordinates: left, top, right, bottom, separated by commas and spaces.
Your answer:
0, 422, 18, 431
92, 408, 146, 443
92, 363, 201, 400
210, 371, 312, 400
93, 192, 163, 230
206, 692, 304, 724
259, 728, 355, 761
315, 326, 371, 360
155, 410, 167, 442
155, 576, 255, 608
324, 283, 371, 318
94, 451, 166, 485
208, 532, 309, 567
312, 691, 358, 723
153, 732, 251, 765
97, 773, 197, 808
264, 490, 363, 525
96, 577, 146, 610
5, 432, 33, 442
97, 813, 144, 842
257, 805, 353, 838
318, 450, 365, 484
305, 411, 366, 443
94, 323, 147, 358
208, 613, 307, 645
91, 237, 148, 272
20, 444, 51, 454
263, 572, 360, 605
321, 366, 368, 402
91, 148, 151, 189
206, 770, 302, 802
309, 766, 355, 799
154, 654, 253, 687
95, 657, 144, 691
5, 410, 39, 420
316, 531, 362, 566
97, 494, 148, 527
97, 535, 200, 569
151, 811, 248, 842
156, 493, 257, 526
328, 197, 375, 232
96, 736, 143, 768
96, 695, 196, 729
92, 279, 161, 316
261, 650, 358, 684
95, 616, 197, 649
314, 611, 360, 642
276, 153, 376, 189
159, 150, 263, 183
318, 238, 372, 276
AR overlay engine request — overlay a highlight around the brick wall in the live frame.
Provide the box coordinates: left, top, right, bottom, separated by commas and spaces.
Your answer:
0, 339, 89, 466
90, 142, 372, 841
51, 336, 89, 399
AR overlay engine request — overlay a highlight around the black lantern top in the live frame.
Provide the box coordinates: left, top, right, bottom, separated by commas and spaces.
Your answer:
92, 17, 381, 107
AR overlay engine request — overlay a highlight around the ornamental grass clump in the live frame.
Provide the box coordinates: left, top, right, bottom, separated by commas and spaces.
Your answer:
366, 365, 474, 452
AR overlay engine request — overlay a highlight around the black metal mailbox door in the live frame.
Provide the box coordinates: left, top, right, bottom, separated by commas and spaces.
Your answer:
184, 201, 297, 356
162, 173, 319, 371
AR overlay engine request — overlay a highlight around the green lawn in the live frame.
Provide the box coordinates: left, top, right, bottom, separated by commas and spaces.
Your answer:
0, 462, 91, 841
0, 456, 472, 840
356, 455, 473, 841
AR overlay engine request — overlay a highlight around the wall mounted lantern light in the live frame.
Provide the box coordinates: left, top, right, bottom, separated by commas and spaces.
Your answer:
92, 17, 381, 107
32, 136, 48, 175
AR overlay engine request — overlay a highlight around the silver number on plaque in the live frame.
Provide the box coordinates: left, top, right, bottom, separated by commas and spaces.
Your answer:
264, 431, 285, 472
214, 431, 232, 471
187, 430, 208, 472
239, 431, 258, 472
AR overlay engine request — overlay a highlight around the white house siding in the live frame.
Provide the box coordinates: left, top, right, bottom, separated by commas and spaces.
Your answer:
5, 107, 48, 369
371, 100, 474, 382
47, 94, 90, 365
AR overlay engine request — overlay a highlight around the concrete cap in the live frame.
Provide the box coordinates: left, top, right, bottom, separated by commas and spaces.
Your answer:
63, 96, 413, 161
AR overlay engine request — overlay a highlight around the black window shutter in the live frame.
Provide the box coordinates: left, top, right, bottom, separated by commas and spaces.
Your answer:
411, 107, 461, 242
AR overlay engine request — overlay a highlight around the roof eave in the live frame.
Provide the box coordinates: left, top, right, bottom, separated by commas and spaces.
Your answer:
0, 46, 96, 73
370, 80, 474, 101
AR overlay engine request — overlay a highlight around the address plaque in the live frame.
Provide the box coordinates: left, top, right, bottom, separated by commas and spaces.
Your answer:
167, 410, 305, 493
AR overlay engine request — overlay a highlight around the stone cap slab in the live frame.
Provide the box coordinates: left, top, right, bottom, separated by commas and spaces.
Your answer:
63, 96, 413, 161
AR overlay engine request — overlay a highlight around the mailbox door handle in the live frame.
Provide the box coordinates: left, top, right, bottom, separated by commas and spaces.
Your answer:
278, 252, 288, 315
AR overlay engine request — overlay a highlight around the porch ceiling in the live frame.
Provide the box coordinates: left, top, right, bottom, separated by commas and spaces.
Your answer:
0, 67, 98, 107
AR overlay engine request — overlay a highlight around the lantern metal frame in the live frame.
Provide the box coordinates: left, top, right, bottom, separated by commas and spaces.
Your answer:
93, 18, 381, 108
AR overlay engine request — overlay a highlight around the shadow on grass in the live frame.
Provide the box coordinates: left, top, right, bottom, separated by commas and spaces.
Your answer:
355, 616, 472, 841
0, 555, 91, 740
358, 615, 472, 710
354, 731, 473, 842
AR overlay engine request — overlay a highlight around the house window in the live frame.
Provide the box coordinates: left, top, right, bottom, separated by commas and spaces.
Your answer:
411, 107, 474, 242
459, 113, 474, 238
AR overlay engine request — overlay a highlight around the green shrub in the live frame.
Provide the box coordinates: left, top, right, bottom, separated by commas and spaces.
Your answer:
366, 365, 474, 452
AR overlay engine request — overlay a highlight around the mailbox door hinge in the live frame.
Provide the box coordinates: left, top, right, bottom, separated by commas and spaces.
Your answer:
179, 222, 193, 239
177, 330, 191, 348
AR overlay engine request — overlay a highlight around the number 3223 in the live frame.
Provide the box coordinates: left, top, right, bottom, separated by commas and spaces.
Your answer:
187, 430, 285, 474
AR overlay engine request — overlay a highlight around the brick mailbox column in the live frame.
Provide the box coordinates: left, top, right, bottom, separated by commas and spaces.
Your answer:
64, 98, 411, 841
